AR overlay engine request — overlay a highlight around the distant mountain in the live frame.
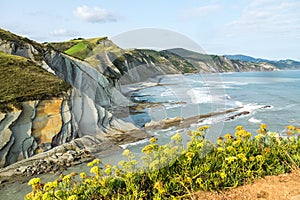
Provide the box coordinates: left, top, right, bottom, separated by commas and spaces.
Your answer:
166, 48, 276, 73
224, 54, 300, 69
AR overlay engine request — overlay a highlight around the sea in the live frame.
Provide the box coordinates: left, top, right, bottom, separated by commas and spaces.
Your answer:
120, 70, 300, 149
1, 70, 300, 198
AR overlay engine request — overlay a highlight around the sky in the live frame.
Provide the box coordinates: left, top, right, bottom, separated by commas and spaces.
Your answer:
1, 0, 300, 60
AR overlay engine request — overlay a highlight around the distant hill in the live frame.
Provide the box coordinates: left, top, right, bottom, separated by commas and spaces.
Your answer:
224, 54, 300, 69
166, 48, 276, 73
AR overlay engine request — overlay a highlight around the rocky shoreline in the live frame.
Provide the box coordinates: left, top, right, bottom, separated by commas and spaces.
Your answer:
0, 130, 148, 187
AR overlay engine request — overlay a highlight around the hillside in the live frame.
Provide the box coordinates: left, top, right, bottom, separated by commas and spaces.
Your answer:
224, 54, 300, 69
167, 48, 276, 73
0, 50, 70, 112
49, 39, 198, 84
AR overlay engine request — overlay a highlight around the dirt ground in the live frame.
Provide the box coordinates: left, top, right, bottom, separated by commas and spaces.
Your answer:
194, 169, 300, 200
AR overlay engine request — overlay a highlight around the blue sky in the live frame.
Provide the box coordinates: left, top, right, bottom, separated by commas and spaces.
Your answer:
1, 0, 300, 60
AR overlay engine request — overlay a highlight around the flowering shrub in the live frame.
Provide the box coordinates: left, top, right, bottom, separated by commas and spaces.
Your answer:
25, 124, 300, 199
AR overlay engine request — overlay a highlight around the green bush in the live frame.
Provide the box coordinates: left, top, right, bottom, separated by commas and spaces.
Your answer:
25, 124, 300, 199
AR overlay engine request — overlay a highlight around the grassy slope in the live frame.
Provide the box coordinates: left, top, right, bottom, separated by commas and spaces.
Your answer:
0, 51, 70, 112
50, 37, 108, 60
0, 28, 45, 62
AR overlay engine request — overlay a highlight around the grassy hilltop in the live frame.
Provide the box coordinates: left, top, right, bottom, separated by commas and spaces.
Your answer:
0, 51, 69, 112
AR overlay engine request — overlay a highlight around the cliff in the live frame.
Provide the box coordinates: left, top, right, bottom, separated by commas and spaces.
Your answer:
0, 29, 142, 167
166, 48, 276, 73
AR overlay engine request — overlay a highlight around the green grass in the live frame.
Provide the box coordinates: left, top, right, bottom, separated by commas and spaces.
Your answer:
64, 42, 91, 60
0, 51, 70, 112
49, 37, 108, 60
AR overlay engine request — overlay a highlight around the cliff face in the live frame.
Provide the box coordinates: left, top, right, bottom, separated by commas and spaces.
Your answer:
0, 29, 139, 167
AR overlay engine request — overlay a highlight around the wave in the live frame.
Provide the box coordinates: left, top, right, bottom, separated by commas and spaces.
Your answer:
165, 104, 182, 110
120, 138, 149, 149
248, 117, 262, 124
186, 89, 212, 104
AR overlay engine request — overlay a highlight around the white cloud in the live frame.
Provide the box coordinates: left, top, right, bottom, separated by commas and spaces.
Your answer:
225, 0, 300, 37
182, 4, 221, 20
73, 5, 117, 23
50, 29, 76, 37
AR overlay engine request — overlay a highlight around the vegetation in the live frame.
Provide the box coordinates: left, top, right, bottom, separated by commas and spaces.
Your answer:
49, 37, 108, 60
25, 124, 300, 199
117, 49, 198, 74
0, 51, 70, 112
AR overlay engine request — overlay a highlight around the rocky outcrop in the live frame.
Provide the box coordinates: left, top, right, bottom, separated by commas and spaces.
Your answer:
145, 117, 183, 130
0, 87, 141, 167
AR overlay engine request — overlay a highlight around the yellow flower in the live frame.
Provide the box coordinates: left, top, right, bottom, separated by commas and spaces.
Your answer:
122, 149, 131, 157
235, 126, 244, 131
225, 156, 237, 164
25, 192, 34, 199
256, 155, 264, 161
142, 145, 153, 154
154, 181, 163, 190
149, 137, 157, 143
255, 134, 264, 140
237, 153, 247, 162
217, 137, 223, 145
171, 132, 182, 142
42, 192, 52, 200
236, 129, 247, 137
185, 152, 195, 160
80, 172, 87, 179
220, 172, 227, 179
62, 175, 71, 183
287, 125, 296, 130
28, 177, 40, 186
260, 124, 267, 130
104, 166, 112, 175
226, 146, 235, 152
90, 166, 100, 175
224, 133, 233, 139
233, 139, 242, 146
198, 125, 210, 132
84, 179, 92, 185
67, 195, 78, 200
125, 172, 134, 179
245, 132, 252, 138
87, 158, 101, 167
154, 181, 166, 194
217, 147, 223, 152
263, 147, 271, 153
43, 181, 57, 191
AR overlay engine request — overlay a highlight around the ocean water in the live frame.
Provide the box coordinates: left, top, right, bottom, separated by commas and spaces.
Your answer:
123, 70, 300, 147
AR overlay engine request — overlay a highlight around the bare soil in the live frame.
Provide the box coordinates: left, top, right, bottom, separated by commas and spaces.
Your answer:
195, 169, 300, 200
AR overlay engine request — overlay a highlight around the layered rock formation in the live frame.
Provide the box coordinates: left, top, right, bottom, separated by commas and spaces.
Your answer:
0, 29, 141, 168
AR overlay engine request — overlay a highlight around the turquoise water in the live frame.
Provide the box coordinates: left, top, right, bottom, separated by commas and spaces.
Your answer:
1, 70, 300, 199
